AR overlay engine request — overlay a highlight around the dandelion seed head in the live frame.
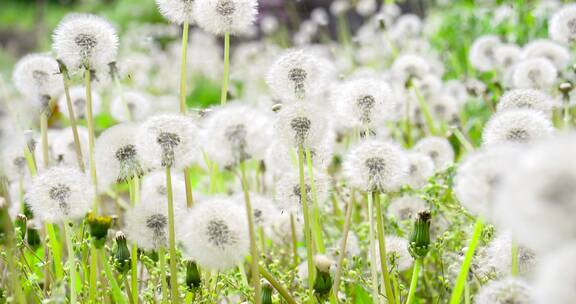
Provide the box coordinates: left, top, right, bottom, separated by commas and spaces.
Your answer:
52, 126, 89, 167
413, 137, 454, 171
443, 80, 469, 104
534, 244, 576, 304
141, 170, 187, 205
512, 57, 558, 90
486, 232, 537, 278
135, 114, 198, 170
522, 39, 571, 69
402, 152, 434, 188
58, 86, 102, 119
156, 0, 196, 24
475, 277, 533, 304
52, 14, 118, 71
25, 166, 93, 223
266, 49, 335, 101
370, 236, 412, 272
275, 170, 330, 214
2, 138, 31, 181
95, 123, 144, 187
494, 44, 522, 70
181, 198, 249, 270
232, 192, 279, 228
549, 4, 576, 44
110, 91, 152, 122
193, 0, 257, 36
12, 54, 62, 100
388, 195, 427, 222
482, 109, 554, 147
469, 35, 501, 72
265, 137, 334, 177
274, 103, 329, 150
497, 89, 553, 115
391, 54, 430, 84
344, 140, 408, 192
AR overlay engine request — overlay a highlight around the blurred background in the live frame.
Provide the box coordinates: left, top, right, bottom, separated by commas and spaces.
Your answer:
0, 0, 430, 73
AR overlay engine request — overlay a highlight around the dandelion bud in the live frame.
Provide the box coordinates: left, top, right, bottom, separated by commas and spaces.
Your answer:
113, 231, 131, 274
408, 211, 431, 259
193, 0, 258, 36
14, 214, 27, 240
313, 254, 334, 297
261, 282, 273, 304
559, 82, 573, 96
185, 260, 201, 290
87, 212, 112, 249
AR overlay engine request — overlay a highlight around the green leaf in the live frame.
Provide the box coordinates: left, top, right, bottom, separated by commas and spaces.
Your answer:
353, 284, 372, 304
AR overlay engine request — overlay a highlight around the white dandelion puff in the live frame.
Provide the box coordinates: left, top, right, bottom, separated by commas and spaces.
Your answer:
443, 80, 469, 104
497, 89, 553, 115
533, 245, 576, 304
493, 43, 522, 70
2, 138, 31, 181
485, 232, 537, 278
140, 170, 187, 206
202, 103, 273, 168
343, 140, 408, 192
193, 0, 258, 36
25, 166, 93, 223
266, 49, 335, 101
482, 109, 554, 147
232, 192, 280, 228
454, 146, 520, 219
135, 114, 198, 170
494, 134, 576, 253
330, 232, 361, 258
475, 277, 533, 304
387, 195, 427, 222
274, 102, 330, 150
51, 126, 89, 167
52, 13, 119, 71
265, 137, 334, 177
402, 152, 434, 188
333, 78, 397, 128
268, 212, 303, 245
521, 39, 571, 69
181, 197, 249, 271
391, 54, 431, 84
156, 0, 196, 24
413, 137, 454, 171
370, 236, 412, 272
110, 91, 152, 122
12, 54, 63, 100
548, 4, 576, 44
95, 123, 144, 187
512, 57, 558, 89
274, 170, 331, 214
57, 86, 102, 119
469, 35, 501, 72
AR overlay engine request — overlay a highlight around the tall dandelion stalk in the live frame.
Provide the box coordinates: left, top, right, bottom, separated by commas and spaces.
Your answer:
297, 145, 316, 303
449, 217, 484, 304
165, 166, 180, 303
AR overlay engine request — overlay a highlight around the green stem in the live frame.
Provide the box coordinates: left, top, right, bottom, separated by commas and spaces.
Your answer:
258, 265, 298, 304
305, 147, 324, 253
411, 84, 438, 136
220, 32, 230, 105
84, 68, 98, 213
100, 249, 127, 304
40, 112, 49, 169
374, 192, 395, 304
61, 67, 85, 172
332, 190, 354, 301
165, 167, 179, 303
239, 161, 262, 304
511, 242, 519, 277
297, 145, 315, 304
367, 193, 380, 303
184, 168, 194, 208
563, 97, 571, 129
449, 217, 484, 304
159, 247, 169, 304
405, 259, 422, 304
46, 223, 63, 281
128, 177, 139, 304
179, 22, 189, 113
89, 244, 98, 303
290, 213, 299, 268
64, 222, 77, 304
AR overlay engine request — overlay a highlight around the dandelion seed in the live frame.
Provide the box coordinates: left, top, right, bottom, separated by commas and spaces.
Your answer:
548, 4, 576, 44
413, 137, 454, 171
181, 198, 249, 270
475, 277, 533, 304
266, 49, 334, 101
344, 140, 408, 192
482, 109, 554, 146
135, 114, 198, 170
156, 0, 196, 24
52, 14, 119, 71
95, 123, 144, 187
25, 166, 93, 223
193, 0, 257, 36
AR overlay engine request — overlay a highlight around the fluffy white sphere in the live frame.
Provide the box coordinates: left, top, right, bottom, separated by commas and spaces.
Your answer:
193, 0, 258, 36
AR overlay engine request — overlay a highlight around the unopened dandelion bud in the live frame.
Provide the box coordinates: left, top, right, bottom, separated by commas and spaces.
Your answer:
261, 282, 273, 304
559, 82, 573, 96
313, 254, 334, 297
185, 260, 201, 290
87, 212, 112, 249
14, 214, 27, 240
113, 231, 131, 274
408, 211, 431, 259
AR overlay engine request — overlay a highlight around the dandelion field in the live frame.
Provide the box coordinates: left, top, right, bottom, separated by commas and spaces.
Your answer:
0, 0, 576, 303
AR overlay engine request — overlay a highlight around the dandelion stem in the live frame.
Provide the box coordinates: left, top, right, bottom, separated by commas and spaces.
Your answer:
84, 68, 99, 214
179, 22, 189, 113
449, 217, 484, 304
184, 168, 194, 208
164, 166, 180, 303
158, 247, 169, 304
297, 144, 316, 304
258, 264, 298, 304
366, 192, 380, 304
220, 32, 231, 105
128, 176, 140, 304
290, 212, 299, 268
405, 259, 422, 304
40, 112, 49, 169
332, 189, 355, 300
89, 244, 98, 303
305, 147, 325, 253
46, 223, 64, 281
64, 222, 78, 303
511, 242, 519, 277
563, 95, 571, 129
411, 84, 438, 136
374, 192, 395, 304
59, 63, 85, 172
239, 161, 262, 304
